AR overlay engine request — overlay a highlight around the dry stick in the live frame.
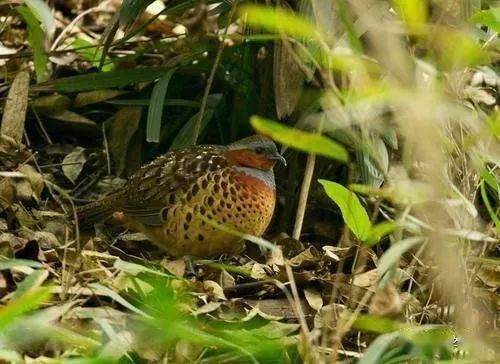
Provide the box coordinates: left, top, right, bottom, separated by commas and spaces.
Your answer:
192, 4, 238, 145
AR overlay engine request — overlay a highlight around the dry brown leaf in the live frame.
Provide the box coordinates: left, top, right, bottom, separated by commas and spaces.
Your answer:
162, 259, 186, 277
203, 280, 227, 301
304, 287, 323, 311
1, 70, 30, 144
62, 147, 87, 184
273, 39, 304, 119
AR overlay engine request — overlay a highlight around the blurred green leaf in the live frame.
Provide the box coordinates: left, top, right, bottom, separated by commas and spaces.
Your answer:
16, 5, 49, 82
365, 221, 397, 247
25, 0, 55, 39
319, 180, 371, 241
378, 237, 423, 284
11, 269, 48, 300
51, 66, 171, 92
0, 287, 51, 331
251, 116, 349, 162
0, 259, 43, 270
392, 0, 427, 32
241, 5, 318, 39
434, 30, 490, 69
359, 332, 400, 364
146, 68, 177, 143
353, 314, 403, 333
469, 8, 500, 32
72, 38, 115, 72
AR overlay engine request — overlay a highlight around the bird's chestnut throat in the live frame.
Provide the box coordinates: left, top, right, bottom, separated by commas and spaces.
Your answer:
226, 149, 276, 170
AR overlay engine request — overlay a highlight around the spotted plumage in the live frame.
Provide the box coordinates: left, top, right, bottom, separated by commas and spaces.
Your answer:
76, 136, 284, 257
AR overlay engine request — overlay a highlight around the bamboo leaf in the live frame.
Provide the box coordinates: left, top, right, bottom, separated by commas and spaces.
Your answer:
146, 68, 177, 143
50, 66, 171, 92
241, 5, 319, 39
251, 116, 349, 162
16, 6, 49, 82
319, 180, 371, 241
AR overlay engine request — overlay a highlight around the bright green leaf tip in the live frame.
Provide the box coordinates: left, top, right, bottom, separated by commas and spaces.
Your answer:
250, 116, 349, 162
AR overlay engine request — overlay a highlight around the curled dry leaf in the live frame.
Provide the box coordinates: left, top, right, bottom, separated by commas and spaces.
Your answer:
203, 280, 227, 301
62, 147, 87, 184
304, 287, 323, 311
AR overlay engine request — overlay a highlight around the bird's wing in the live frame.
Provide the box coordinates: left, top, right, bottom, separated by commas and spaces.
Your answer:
118, 145, 230, 226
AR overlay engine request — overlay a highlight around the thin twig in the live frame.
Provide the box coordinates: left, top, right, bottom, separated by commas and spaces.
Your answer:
192, 3, 238, 144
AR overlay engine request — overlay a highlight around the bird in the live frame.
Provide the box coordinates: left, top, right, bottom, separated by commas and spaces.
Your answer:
76, 135, 285, 258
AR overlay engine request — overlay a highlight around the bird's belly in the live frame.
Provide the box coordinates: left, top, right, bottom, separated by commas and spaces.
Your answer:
147, 172, 276, 257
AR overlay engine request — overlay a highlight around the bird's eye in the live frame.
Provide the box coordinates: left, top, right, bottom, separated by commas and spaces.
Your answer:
255, 147, 264, 154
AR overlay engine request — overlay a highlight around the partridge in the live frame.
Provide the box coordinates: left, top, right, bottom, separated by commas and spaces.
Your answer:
76, 135, 285, 257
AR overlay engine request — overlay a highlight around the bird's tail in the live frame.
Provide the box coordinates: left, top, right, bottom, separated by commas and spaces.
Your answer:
75, 194, 121, 228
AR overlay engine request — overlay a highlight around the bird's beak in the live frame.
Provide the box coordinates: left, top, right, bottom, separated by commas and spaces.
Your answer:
269, 152, 287, 166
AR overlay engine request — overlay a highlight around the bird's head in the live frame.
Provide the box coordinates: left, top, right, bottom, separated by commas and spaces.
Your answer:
226, 135, 286, 170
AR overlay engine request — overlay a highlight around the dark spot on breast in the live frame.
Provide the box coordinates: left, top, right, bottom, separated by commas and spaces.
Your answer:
184, 222, 189, 230
198, 234, 204, 241
169, 194, 175, 204
221, 181, 228, 189
231, 196, 237, 203
230, 187, 237, 195
186, 191, 193, 201
161, 208, 169, 221
186, 212, 192, 222
213, 184, 220, 193
222, 217, 227, 223
184, 234, 189, 240
226, 203, 232, 209
207, 196, 215, 206
192, 184, 200, 196
237, 206, 242, 212
214, 174, 221, 183
200, 206, 206, 215
223, 191, 229, 199
201, 179, 209, 189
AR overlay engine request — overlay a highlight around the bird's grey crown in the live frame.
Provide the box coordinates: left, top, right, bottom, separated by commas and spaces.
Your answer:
228, 135, 277, 154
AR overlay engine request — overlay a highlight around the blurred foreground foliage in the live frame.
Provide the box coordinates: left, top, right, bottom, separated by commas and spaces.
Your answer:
0, 0, 498, 363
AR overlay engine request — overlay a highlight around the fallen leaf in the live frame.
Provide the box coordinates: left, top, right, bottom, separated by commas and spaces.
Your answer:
304, 287, 323, 311
62, 147, 87, 184
1, 70, 30, 144
203, 280, 227, 301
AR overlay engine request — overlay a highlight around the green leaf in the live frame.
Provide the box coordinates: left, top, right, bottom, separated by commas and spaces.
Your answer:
365, 221, 397, 247
251, 116, 349, 162
146, 68, 177, 143
0, 259, 43, 270
469, 8, 500, 32
11, 270, 48, 300
318, 180, 371, 241
72, 38, 115, 72
109, 107, 142, 176
392, 0, 427, 32
359, 332, 400, 364
240, 5, 319, 39
353, 314, 403, 334
0, 286, 51, 331
51, 66, 172, 92
16, 6, 49, 83
25, 0, 55, 39
378, 237, 423, 283
119, 0, 156, 28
